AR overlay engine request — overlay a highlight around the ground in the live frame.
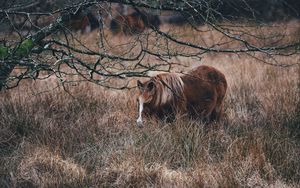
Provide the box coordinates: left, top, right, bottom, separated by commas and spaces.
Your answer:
0, 22, 300, 187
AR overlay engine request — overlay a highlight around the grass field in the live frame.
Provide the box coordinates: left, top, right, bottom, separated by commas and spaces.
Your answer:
1, 22, 300, 187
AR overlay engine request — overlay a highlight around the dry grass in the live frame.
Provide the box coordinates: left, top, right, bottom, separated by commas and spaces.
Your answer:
1, 22, 300, 187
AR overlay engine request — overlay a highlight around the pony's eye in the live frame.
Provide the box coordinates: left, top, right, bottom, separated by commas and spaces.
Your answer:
147, 82, 154, 91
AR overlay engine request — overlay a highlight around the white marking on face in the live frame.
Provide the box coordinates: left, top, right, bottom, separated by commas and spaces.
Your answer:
136, 97, 144, 126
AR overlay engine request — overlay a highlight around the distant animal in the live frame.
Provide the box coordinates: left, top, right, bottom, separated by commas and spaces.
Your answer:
65, 9, 100, 33
136, 65, 227, 126
66, 15, 90, 33
110, 11, 160, 35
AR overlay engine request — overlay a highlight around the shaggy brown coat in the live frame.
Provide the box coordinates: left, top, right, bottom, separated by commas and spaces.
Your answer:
136, 65, 227, 123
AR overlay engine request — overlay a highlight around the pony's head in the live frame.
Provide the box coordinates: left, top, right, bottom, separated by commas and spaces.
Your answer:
137, 79, 156, 103
135, 74, 184, 127
136, 79, 157, 127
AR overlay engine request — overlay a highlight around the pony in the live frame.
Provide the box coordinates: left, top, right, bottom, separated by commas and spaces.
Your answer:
110, 11, 160, 35
66, 15, 90, 33
64, 9, 100, 33
136, 65, 227, 126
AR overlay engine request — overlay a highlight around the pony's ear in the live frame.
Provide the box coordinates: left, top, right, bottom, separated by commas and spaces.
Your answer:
147, 81, 156, 92
137, 80, 143, 90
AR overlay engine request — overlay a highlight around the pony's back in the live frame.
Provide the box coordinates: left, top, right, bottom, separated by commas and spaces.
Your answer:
182, 65, 227, 121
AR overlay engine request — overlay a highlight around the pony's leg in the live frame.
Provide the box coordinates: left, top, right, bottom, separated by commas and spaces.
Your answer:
200, 105, 215, 123
216, 104, 223, 121
210, 103, 223, 122
209, 108, 217, 121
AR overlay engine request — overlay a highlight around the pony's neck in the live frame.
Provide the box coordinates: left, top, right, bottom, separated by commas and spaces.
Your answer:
153, 75, 184, 107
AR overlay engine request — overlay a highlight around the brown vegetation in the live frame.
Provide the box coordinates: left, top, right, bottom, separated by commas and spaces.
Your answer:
1, 22, 300, 187
1, 53, 299, 187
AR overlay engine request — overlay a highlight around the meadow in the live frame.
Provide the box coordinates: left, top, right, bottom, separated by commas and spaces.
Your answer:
0, 22, 300, 187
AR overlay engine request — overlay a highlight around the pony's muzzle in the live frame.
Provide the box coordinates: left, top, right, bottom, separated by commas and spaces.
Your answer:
136, 119, 143, 127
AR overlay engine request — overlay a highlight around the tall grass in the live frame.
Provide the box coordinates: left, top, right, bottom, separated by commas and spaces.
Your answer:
1, 24, 300, 187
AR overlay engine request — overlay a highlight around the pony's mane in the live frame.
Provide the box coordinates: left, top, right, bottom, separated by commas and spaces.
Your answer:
153, 73, 185, 107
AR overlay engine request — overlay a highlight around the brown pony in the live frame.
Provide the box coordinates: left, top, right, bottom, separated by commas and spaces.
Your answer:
136, 65, 227, 126
64, 9, 99, 33
66, 15, 90, 33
